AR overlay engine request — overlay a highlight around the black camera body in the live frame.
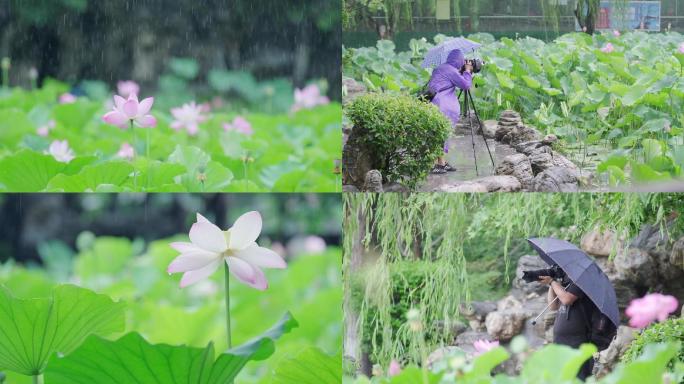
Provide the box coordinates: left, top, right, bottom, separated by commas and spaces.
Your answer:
462, 58, 484, 74
522, 264, 566, 283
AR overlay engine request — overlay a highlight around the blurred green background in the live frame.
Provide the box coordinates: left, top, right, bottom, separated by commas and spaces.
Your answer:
0, 193, 342, 383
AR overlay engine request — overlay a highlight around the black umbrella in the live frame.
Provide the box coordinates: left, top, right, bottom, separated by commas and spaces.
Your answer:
527, 237, 620, 327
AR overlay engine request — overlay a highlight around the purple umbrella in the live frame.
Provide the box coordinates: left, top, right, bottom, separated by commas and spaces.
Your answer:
421, 37, 481, 69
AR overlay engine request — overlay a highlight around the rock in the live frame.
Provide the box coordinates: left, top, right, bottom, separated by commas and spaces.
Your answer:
453, 330, 492, 354
476, 176, 522, 192
342, 126, 379, 189
496, 154, 534, 190
363, 170, 383, 192
461, 301, 497, 331
670, 236, 684, 269
581, 228, 620, 258
383, 182, 410, 192
593, 326, 637, 378
482, 120, 498, 138
528, 150, 554, 174
542, 134, 558, 145
485, 310, 527, 342
613, 248, 657, 287
426, 346, 464, 368
342, 77, 366, 104
514, 255, 549, 296
438, 183, 489, 193
432, 319, 468, 337
343, 185, 360, 192
532, 167, 579, 192
497, 295, 523, 311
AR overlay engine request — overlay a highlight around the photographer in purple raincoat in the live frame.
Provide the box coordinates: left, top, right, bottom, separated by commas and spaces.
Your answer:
427, 49, 472, 174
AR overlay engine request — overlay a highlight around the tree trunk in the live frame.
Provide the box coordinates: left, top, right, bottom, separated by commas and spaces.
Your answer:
574, 0, 598, 35
343, 203, 369, 376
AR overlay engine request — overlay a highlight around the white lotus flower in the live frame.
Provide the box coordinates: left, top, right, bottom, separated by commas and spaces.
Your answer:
168, 211, 286, 290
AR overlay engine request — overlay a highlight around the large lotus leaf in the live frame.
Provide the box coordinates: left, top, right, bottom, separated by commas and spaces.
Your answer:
45, 312, 298, 384
0, 284, 125, 376
271, 347, 341, 384
521, 343, 596, 382
0, 150, 67, 191
601, 343, 679, 384
46, 161, 133, 192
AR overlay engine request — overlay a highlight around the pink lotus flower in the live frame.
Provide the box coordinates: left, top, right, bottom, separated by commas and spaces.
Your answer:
47, 140, 75, 163
117, 142, 135, 159
37, 120, 55, 137
473, 339, 499, 356
678, 43, 684, 54
626, 293, 679, 328
103, 93, 157, 129
601, 43, 615, 53
168, 212, 286, 289
292, 84, 330, 112
613, 30, 621, 37
223, 116, 253, 135
117, 80, 140, 98
388, 360, 402, 377
59, 93, 77, 104
170, 102, 208, 136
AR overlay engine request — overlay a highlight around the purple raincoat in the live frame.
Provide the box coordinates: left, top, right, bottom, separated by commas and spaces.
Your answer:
428, 49, 472, 153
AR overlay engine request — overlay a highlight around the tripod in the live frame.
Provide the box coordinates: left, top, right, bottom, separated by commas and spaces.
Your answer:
458, 89, 495, 176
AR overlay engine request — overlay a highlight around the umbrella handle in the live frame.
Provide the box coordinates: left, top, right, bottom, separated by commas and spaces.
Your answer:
531, 283, 570, 326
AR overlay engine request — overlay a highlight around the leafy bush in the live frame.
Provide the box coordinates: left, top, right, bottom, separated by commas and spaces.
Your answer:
346, 94, 450, 188
351, 261, 457, 365
622, 317, 684, 374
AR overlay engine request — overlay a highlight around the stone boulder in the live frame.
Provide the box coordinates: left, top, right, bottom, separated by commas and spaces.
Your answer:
485, 310, 527, 342
461, 301, 497, 331
452, 330, 492, 355
532, 167, 579, 192
482, 120, 498, 138
342, 126, 382, 190
496, 154, 534, 190
436, 176, 522, 193
363, 170, 383, 192
613, 248, 657, 287
477, 176, 522, 192
581, 229, 620, 258
593, 326, 637, 378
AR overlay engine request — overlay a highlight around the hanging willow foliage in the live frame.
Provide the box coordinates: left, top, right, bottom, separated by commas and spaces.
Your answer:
344, 193, 684, 367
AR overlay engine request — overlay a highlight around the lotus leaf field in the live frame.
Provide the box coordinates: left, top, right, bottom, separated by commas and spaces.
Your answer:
343, 31, 684, 186
0, 76, 342, 193
0, 234, 341, 383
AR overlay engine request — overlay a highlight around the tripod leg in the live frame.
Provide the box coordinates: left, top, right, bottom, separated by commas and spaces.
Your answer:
465, 91, 479, 176
467, 91, 496, 170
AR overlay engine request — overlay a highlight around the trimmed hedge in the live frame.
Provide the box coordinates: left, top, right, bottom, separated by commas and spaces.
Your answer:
346, 94, 451, 188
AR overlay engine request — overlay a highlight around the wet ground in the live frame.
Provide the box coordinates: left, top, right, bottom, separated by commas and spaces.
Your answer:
419, 133, 517, 191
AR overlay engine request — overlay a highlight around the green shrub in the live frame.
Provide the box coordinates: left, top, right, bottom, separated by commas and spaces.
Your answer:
622, 317, 684, 374
346, 94, 451, 189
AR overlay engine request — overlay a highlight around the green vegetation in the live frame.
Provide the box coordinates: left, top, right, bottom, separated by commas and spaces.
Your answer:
343, 32, 684, 186
344, 193, 684, 369
623, 317, 684, 376
346, 94, 450, 187
0, 78, 341, 192
0, 235, 341, 383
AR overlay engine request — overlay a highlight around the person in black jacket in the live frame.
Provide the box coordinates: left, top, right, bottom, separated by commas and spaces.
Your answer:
539, 275, 594, 381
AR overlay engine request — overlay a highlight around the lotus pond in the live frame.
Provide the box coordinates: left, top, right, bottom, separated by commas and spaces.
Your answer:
0, 70, 342, 193
0, 194, 342, 383
343, 31, 684, 187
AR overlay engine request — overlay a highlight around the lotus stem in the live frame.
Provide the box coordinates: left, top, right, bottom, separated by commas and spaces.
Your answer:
131, 120, 137, 189
224, 263, 232, 349
33, 374, 42, 384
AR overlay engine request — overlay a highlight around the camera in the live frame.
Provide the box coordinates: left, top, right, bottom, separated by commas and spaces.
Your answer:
522, 264, 566, 283
462, 58, 484, 74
